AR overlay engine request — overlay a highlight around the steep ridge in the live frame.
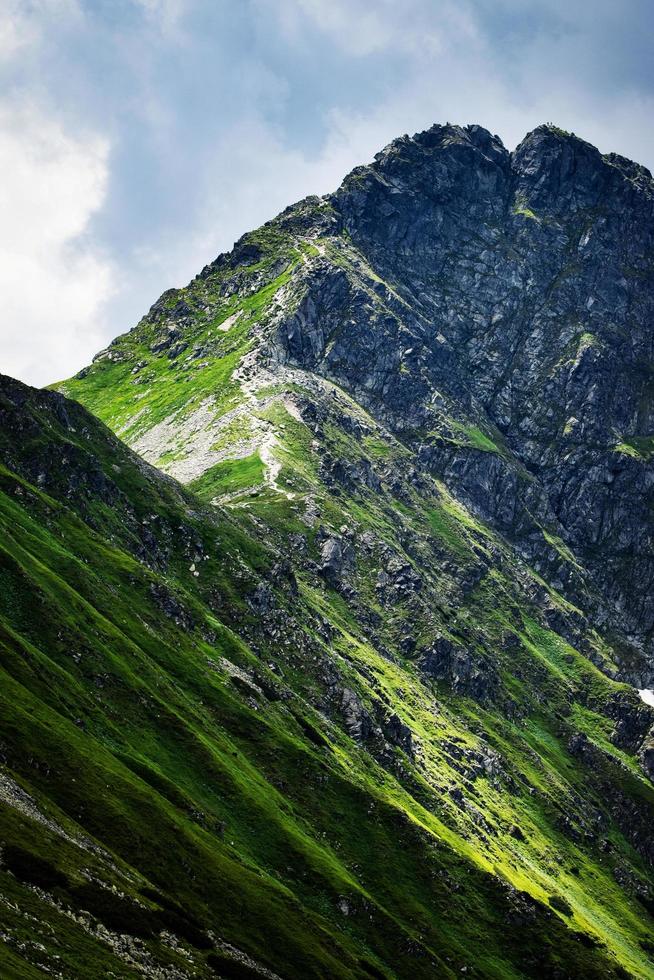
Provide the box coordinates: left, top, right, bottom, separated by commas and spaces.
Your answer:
3, 123, 653, 977
61, 123, 654, 686
3, 376, 652, 978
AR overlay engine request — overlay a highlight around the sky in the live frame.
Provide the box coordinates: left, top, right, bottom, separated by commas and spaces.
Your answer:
2, 0, 654, 386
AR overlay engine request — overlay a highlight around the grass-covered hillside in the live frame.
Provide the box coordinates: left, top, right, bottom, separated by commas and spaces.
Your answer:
1, 365, 653, 979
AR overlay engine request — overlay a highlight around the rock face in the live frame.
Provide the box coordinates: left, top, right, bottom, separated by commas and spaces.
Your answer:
640, 736, 654, 781
419, 637, 498, 702
272, 123, 654, 682
46, 122, 654, 978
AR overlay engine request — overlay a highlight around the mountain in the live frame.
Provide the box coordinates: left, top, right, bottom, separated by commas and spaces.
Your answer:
1, 123, 653, 978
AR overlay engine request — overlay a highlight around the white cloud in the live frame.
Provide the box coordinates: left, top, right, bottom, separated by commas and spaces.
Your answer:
132, 0, 189, 38
0, 103, 113, 386
0, 0, 81, 61
263, 0, 654, 167
272, 0, 480, 57
0, 5, 36, 60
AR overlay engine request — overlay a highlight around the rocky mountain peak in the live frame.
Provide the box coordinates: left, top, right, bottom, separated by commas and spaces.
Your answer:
342, 120, 654, 231
4, 120, 654, 977
375, 120, 507, 162
512, 125, 617, 212
336, 121, 510, 228
58, 122, 654, 692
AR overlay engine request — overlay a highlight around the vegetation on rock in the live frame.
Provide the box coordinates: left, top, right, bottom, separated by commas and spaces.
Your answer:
2, 122, 654, 978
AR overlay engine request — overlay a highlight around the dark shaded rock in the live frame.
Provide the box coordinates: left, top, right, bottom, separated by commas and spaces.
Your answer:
150, 326, 182, 353
419, 638, 498, 701
167, 341, 189, 360
319, 535, 355, 585
382, 713, 414, 755
248, 581, 276, 614
340, 687, 372, 741
148, 582, 195, 631
605, 690, 654, 751
320, 453, 381, 493
639, 735, 654, 783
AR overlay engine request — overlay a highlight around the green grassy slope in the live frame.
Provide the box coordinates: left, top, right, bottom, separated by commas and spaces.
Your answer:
1, 370, 653, 978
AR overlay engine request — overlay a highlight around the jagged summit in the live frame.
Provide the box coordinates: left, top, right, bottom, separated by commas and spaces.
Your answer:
344, 120, 652, 220
376, 121, 507, 156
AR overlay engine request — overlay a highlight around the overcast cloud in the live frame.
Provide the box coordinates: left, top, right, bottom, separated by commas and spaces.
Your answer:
2, 0, 653, 385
